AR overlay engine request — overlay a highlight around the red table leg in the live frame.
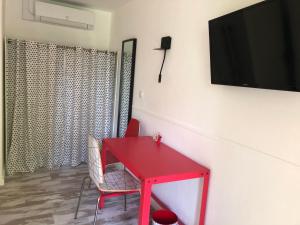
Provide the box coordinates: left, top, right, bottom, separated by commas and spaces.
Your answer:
199, 174, 210, 225
138, 179, 152, 225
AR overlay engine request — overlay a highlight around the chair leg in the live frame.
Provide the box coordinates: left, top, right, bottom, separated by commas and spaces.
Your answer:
123, 165, 127, 211
74, 176, 90, 219
100, 194, 105, 209
124, 194, 127, 211
93, 194, 101, 225
88, 178, 92, 189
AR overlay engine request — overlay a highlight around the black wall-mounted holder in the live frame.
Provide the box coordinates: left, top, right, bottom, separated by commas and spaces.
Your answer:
154, 36, 172, 83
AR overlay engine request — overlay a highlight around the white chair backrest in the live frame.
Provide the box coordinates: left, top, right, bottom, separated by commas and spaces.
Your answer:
88, 135, 104, 189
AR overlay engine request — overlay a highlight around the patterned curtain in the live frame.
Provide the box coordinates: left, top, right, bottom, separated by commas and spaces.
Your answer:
118, 52, 133, 137
5, 39, 116, 175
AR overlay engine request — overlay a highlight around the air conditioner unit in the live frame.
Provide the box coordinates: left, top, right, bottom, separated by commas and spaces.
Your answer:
22, 0, 95, 30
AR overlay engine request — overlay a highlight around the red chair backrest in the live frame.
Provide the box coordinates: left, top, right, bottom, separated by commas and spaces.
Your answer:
124, 118, 140, 137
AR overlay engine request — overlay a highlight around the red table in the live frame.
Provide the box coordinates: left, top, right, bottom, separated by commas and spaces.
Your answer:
102, 136, 210, 225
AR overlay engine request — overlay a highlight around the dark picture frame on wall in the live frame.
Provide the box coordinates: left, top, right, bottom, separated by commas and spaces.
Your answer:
117, 38, 137, 137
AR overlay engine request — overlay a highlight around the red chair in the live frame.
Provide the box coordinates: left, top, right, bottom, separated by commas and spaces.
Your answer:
124, 118, 140, 137
100, 118, 140, 210
74, 119, 140, 223
106, 118, 140, 165
74, 136, 140, 225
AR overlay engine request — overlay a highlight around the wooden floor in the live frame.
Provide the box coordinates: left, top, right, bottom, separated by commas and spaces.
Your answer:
0, 165, 142, 225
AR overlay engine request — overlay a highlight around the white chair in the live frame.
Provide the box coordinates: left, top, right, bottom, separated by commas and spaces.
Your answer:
74, 135, 140, 225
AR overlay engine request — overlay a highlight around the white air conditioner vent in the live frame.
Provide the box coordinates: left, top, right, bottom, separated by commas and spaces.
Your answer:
22, 0, 95, 30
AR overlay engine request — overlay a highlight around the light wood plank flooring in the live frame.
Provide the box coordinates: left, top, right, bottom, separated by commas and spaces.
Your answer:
0, 165, 141, 225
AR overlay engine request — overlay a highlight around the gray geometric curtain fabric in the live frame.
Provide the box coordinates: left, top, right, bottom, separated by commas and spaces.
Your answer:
118, 53, 133, 137
6, 39, 116, 175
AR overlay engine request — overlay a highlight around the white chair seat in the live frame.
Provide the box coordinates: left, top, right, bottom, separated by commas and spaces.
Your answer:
100, 170, 140, 192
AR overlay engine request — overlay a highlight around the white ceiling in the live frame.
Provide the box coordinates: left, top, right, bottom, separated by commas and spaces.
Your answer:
55, 0, 132, 11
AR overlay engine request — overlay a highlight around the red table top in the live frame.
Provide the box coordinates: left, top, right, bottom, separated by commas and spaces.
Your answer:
103, 136, 209, 182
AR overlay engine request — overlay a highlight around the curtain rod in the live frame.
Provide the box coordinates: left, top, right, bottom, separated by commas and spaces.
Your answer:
6, 38, 116, 54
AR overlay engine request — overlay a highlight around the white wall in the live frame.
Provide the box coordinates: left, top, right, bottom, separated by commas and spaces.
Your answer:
0, 0, 4, 185
5, 0, 112, 49
110, 0, 300, 225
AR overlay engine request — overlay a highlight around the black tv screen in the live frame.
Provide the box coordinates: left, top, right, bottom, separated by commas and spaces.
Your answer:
209, 0, 300, 92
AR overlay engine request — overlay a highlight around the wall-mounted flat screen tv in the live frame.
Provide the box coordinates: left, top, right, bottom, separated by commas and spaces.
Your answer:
209, 0, 300, 92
